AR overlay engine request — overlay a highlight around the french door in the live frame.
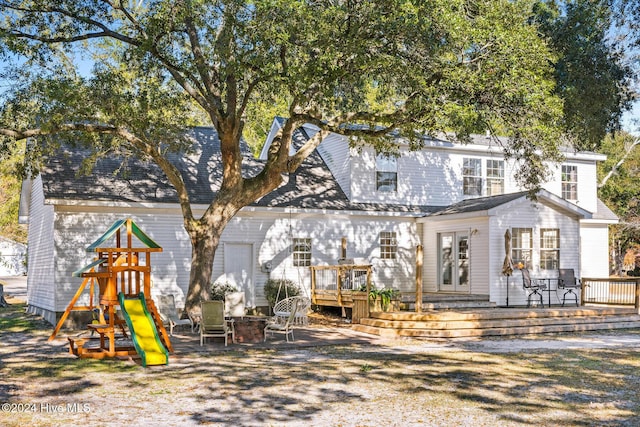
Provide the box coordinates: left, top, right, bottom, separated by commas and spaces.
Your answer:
438, 232, 470, 292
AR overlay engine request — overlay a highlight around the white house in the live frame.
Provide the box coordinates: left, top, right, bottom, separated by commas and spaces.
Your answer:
0, 236, 27, 276
20, 120, 617, 324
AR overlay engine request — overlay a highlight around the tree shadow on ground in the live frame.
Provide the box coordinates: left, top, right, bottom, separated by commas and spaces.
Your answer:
2, 303, 640, 427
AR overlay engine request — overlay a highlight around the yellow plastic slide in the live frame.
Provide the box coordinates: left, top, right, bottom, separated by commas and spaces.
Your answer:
118, 292, 169, 367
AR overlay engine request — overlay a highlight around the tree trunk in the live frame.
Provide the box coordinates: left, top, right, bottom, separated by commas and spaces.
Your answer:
184, 226, 219, 317
179, 118, 293, 317
0, 284, 8, 307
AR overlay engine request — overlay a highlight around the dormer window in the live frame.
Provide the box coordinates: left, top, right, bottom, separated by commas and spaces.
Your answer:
376, 153, 397, 192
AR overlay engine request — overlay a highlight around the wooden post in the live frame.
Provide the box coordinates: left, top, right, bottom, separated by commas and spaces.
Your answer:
337, 266, 343, 306
635, 278, 640, 314
415, 245, 423, 313
366, 266, 371, 319
341, 237, 347, 259
310, 266, 317, 304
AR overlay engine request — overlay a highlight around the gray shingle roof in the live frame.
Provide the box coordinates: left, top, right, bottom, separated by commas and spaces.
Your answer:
427, 192, 528, 216
40, 126, 436, 214
40, 126, 611, 219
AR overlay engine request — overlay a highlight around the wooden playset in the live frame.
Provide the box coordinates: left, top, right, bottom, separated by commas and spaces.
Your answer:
49, 218, 172, 365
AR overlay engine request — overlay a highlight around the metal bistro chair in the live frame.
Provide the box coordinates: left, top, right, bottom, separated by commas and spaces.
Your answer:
558, 268, 582, 307
521, 268, 547, 308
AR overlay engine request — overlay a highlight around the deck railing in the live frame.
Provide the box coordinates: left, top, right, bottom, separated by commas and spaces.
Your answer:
582, 278, 640, 309
309, 264, 372, 306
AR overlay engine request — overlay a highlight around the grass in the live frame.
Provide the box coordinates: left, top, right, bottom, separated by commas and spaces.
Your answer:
0, 302, 41, 332
1, 302, 639, 426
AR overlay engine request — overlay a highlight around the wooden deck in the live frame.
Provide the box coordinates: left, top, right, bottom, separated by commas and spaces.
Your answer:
310, 267, 640, 337
354, 306, 640, 338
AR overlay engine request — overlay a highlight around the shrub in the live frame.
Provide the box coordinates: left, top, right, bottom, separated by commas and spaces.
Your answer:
264, 278, 300, 307
210, 281, 240, 301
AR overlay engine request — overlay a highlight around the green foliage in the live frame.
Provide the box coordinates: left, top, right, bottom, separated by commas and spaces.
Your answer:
0, 0, 620, 311
533, 0, 633, 151
0, 0, 572, 191
369, 286, 400, 311
263, 279, 300, 308
598, 132, 640, 218
597, 132, 640, 273
210, 281, 240, 301
0, 143, 27, 243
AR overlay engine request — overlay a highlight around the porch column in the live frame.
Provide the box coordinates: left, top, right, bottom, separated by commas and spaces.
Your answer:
415, 245, 423, 313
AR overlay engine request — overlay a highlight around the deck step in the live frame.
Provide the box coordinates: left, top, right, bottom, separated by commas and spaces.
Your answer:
404, 293, 495, 311
409, 301, 497, 310
353, 307, 640, 338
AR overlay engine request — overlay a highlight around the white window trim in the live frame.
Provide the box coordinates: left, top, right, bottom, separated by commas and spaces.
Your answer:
292, 237, 312, 267
375, 153, 398, 192
463, 157, 505, 197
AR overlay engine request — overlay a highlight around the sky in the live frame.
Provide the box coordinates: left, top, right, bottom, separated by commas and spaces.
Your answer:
622, 101, 640, 135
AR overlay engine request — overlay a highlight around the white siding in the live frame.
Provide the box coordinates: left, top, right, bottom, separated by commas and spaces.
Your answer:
579, 223, 610, 277
0, 238, 27, 276
488, 198, 581, 306
543, 161, 599, 213
44, 206, 420, 314
258, 119, 285, 160
322, 135, 601, 216
228, 211, 422, 306
25, 176, 57, 322
422, 217, 490, 294
421, 196, 583, 306
349, 145, 529, 207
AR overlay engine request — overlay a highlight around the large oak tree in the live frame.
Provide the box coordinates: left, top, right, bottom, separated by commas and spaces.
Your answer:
0, 0, 589, 314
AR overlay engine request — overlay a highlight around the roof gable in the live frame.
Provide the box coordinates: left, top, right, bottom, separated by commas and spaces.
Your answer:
425, 189, 593, 220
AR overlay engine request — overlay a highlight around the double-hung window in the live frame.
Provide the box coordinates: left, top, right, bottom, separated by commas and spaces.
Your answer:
562, 165, 578, 201
540, 229, 560, 270
376, 153, 397, 192
463, 158, 482, 196
512, 228, 533, 269
486, 160, 504, 196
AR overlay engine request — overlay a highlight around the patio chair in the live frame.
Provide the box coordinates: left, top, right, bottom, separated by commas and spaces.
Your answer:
200, 300, 235, 346
156, 295, 194, 336
521, 268, 547, 308
264, 299, 300, 342
273, 296, 310, 325
558, 268, 582, 307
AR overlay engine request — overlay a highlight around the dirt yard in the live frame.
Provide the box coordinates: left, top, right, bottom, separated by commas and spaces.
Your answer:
1, 299, 640, 427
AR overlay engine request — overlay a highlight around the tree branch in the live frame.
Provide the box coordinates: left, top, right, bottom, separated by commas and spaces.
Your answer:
599, 136, 640, 188
286, 129, 329, 172
184, 11, 216, 101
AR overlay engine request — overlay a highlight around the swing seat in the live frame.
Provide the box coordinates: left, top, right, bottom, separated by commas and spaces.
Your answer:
273, 296, 310, 326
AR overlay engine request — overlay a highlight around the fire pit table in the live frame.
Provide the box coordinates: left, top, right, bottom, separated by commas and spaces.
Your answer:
232, 316, 268, 343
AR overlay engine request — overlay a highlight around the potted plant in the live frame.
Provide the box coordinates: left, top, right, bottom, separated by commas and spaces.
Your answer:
369, 286, 400, 312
